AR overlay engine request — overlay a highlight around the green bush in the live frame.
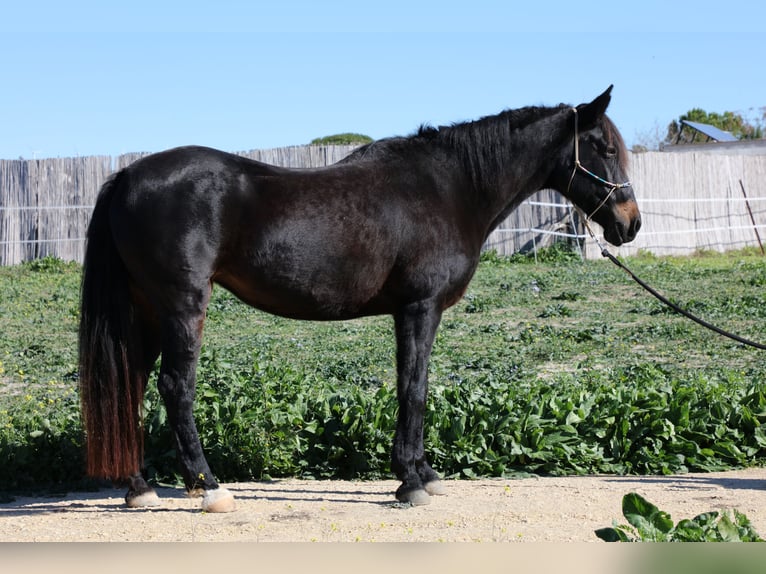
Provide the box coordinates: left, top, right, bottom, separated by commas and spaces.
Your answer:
137, 359, 766, 485
310, 133, 373, 145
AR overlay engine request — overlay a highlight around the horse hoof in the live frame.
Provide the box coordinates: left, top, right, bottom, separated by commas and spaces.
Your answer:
201, 488, 236, 513
398, 488, 431, 506
125, 490, 161, 508
424, 480, 446, 496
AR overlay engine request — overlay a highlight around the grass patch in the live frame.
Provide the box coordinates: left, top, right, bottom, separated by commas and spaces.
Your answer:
1, 249, 765, 490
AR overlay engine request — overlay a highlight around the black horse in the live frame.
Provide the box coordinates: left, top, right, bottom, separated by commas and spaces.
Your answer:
79, 86, 640, 512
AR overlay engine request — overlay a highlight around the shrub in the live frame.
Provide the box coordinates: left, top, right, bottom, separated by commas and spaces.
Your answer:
310, 133, 373, 145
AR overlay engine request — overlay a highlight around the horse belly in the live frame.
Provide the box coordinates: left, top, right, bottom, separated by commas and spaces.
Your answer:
214, 245, 396, 321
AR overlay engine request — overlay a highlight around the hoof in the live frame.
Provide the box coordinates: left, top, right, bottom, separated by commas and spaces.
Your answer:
125, 490, 161, 508
424, 480, 446, 496
397, 488, 431, 506
201, 488, 236, 513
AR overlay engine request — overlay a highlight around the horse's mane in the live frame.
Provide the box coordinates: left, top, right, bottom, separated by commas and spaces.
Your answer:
344, 103, 628, 191
602, 114, 629, 172
440, 105, 566, 193
343, 108, 563, 196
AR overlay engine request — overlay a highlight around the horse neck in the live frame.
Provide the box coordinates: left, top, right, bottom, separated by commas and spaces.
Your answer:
449, 107, 570, 239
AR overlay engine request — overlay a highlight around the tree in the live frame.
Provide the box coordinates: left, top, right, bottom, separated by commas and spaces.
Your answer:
310, 133, 373, 145
665, 108, 764, 144
631, 120, 665, 152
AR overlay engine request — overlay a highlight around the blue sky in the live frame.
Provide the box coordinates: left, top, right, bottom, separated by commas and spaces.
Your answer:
2, 1, 764, 159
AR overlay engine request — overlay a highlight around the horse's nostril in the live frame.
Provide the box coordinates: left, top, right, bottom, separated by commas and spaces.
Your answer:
629, 217, 642, 239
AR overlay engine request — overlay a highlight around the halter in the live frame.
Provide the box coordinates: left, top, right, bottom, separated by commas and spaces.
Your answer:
566, 107, 632, 221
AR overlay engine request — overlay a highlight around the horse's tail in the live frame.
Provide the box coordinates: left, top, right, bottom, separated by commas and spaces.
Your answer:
79, 170, 145, 480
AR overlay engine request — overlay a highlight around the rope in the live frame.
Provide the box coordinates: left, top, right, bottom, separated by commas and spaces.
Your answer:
602, 249, 766, 350
579, 216, 766, 350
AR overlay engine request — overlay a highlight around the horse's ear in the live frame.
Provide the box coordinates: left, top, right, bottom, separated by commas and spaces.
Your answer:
576, 85, 613, 129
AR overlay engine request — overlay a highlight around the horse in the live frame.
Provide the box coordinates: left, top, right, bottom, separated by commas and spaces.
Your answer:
79, 85, 640, 512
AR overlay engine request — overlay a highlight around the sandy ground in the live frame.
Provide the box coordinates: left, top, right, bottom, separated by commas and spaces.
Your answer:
2, 468, 765, 543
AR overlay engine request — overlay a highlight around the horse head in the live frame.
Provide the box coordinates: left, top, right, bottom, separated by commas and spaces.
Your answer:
548, 86, 641, 246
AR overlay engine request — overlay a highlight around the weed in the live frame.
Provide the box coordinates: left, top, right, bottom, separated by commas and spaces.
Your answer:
596, 492, 763, 542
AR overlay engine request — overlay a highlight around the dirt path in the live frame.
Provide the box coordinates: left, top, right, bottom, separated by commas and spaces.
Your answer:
2, 468, 765, 542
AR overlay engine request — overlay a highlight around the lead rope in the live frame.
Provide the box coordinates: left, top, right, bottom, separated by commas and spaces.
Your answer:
576, 203, 766, 351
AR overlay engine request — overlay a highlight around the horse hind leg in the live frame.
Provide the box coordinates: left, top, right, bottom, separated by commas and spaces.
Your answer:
125, 474, 161, 508
124, 300, 163, 508
155, 289, 235, 513
119, 285, 234, 512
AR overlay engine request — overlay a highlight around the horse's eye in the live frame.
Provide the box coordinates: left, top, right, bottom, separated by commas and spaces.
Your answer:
605, 146, 617, 158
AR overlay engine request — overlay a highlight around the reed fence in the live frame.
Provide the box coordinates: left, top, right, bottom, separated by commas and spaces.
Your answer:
610, 152, 766, 258
0, 146, 357, 265
1, 147, 765, 266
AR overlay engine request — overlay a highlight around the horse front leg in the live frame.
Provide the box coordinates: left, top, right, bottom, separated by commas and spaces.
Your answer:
392, 300, 446, 505
156, 313, 235, 513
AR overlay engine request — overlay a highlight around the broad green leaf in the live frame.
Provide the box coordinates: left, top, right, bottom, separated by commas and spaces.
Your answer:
622, 493, 659, 525
594, 527, 631, 542
716, 513, 741, 542
694, 509, 719, 531
733, 510, 765, 542
672, 519, 705, 542
565, 411, 582, 425
622, 493, 674, 537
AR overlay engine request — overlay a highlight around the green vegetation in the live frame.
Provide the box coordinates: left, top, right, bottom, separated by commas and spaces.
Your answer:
596, 492, 763, 542
310, 133, 373, 145
1, 249, 765, 491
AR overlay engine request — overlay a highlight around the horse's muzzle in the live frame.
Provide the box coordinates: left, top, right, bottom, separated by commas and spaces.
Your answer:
604, 200, 641, 246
